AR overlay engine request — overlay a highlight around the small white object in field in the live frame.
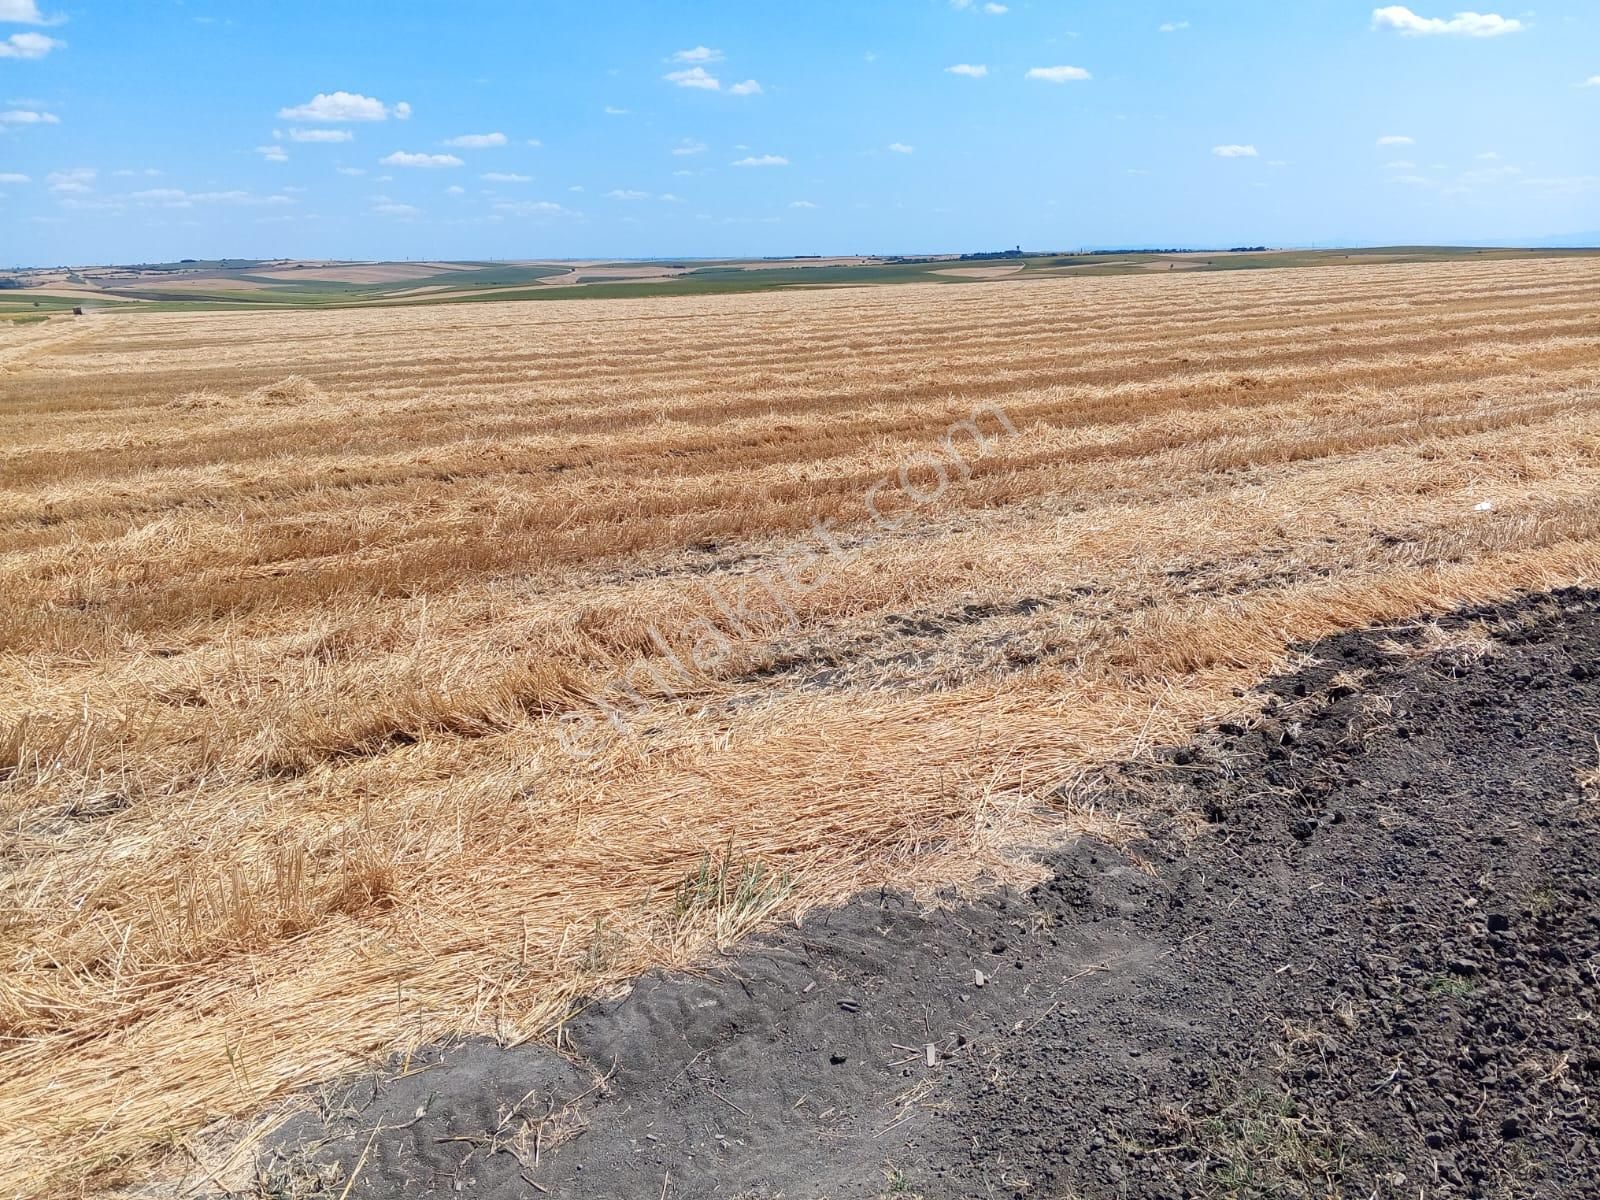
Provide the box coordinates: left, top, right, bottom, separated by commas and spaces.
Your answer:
1474, 500, 1494, 512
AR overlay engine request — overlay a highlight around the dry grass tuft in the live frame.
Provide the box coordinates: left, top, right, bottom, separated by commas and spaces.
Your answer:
3, 257, 1600, 1195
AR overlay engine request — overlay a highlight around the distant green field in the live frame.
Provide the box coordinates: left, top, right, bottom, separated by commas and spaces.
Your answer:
4, 247, 1596, 314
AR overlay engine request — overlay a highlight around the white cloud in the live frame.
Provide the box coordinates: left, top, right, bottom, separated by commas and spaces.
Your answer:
1519, 174, 1600, 195
671, 46, 723, 63
445, 185, 465, 196
672, 138, 708, 156
1371, 6, 1524, 37
481, 171, 532, 182
1461, 162, 1520, 183
1476, 150, 1500, 160
946, 63, 988, 77
888, 142, 914, 154
335, 165, 366, 176
526, 138, 543, 147
380, 151, 462, 168
732, 154, 788, 167
132, 188, 294, 208
200, 192, 292, 205
604, 106, 630, 115
0, 107, 56, 123
496, 200, 579, 219
445, 131, 507, 148
494, 199, 572, 217
606, 188, 650, 199
1580, 76, 1600, 88
984, 3, 1008, 12
1377, 134, 1415, 145
1026, 65, 1091, 83
0, 171, 28, 182
257, 144, 289, 162
1386, 159, 1417, 168
789, 200, 817, 208
659, 192, 684, 202
0, 2, 57, 23
729, 79, 763, 95
287, 128, 352, 143
0, 30, 60, 57
1213, 143, 1259, 157
279, 91, 410, 122
665, 66, 720, 90
1158, 20, 1190, 32
372, 201, 420, 217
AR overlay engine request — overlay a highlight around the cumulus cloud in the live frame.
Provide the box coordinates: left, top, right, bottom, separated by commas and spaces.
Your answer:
946, 63, 988, 77
335, 165, 366, 176
0, 30, 61, 57
287, 128, 352, 143
729, 79, 763, 95
444, 131, 507, 148
1371, 6, 1524, 36
1159, 20, 1190, 32
665, 66, 720, 90
887, 142, 914, 154
1519, 174, 1600, 195
672, 138, 708, 156
381, 151, 462, 168
481, 171, 532, 182
789, 200, 817, 208
132, 188, 294, 208
1026, 65, 1091, 82
445, 185, 465, 196
46, 167, 94, 192
0, 171, 29, 182
0, 107, 57, 123
371, 201, 420, 217
0, 2, 58, 23
1213, 143, 1259, 157
279, 91, 410, 122
1582, 76, 1600, 88
1377, 134, 1415, 145
606, 188, 650, 199
604, 106, 630, 115
257, 144, 288, 161
732, 154, 788, 167
494, 199, 573, 218
671, 45, 723, 63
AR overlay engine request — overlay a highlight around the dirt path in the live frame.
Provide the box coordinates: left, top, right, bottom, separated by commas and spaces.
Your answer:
253, 588, 1600, 1199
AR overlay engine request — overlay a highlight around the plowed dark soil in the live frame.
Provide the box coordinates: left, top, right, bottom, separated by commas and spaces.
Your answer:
257, 588, 1600, 1199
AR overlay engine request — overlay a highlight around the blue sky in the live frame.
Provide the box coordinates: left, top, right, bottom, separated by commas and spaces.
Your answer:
2, 1, 1597, 265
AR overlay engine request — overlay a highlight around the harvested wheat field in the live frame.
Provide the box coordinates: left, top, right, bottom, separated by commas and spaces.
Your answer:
4, 256, 1600, 1196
